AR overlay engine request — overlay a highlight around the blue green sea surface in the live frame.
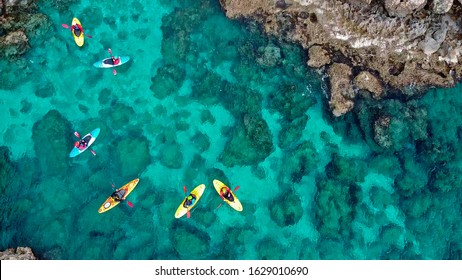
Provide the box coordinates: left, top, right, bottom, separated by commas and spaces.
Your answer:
1, 0, 462, 260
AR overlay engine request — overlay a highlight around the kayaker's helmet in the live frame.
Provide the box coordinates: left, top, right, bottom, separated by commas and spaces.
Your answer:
187, 195, 192, 200
74, 141, 80, 148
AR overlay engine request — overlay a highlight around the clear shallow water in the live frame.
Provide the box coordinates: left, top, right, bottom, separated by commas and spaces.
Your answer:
0, 0, 461, 259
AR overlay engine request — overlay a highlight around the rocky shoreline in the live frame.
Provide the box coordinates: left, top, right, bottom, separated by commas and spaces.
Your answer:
0, 247, 37, 260
218, 0, 462, 116
0, 0, 51, 58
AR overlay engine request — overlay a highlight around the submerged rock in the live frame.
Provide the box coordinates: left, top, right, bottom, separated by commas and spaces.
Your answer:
150, 64, 186, 99
0, 29, 29, 57
356, 99, 428, 151
315, 177, 358, 240
278, 115, 309, 149
32, 110, 72, 176
114, 136, 151, 178
257, 238, 286, 260
270, 191, 303, 227
170, 222, 210, 259
268, 83, 317, 121
99, 103, 135, 130
256, 44, 282, 67
220, 114, 273, 166
0, 146, 15, 193
373, 114, 395, 149
282, 140, 319, 183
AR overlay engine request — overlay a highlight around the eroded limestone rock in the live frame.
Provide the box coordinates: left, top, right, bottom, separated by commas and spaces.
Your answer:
354, 71, 384, 99
0, 247, 36, 260
328, 63, 354, 117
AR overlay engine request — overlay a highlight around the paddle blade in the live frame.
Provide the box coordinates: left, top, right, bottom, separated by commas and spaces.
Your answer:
186, 210, 191, 218
127, 201, 134, 208
234, 186, 240, 191
74, 131, 80, 138
86, 34, 93, 38
91, 149, 96, 156
183, 185, 187, 193
215, 203, 223, 210
112, 69, 117, 76
62, 23, 70, 28
111, 183, 116, 189
108, 48, 113, 55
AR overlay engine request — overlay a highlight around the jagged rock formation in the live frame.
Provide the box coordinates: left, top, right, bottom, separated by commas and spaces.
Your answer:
354, 71, 384, 99
0, 0, 50, 58
0, 247, 37, 260
218, 0, 462, 116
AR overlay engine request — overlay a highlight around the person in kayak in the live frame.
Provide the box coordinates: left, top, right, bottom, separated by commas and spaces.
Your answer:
72, 24, 83, 37
111, 55, 120, 65
102, 56, 120, 66
220, 187, 234, 202
183, 194, 196, 208
74, 139, 87, 150
74, 135, 91, 150
111, 189, 126, 202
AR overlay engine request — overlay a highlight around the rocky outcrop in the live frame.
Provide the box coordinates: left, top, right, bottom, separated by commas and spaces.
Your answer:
373, 114, 392, 149
307, 45, 331, 68
218, 0, 462, 116
354, 71, 384, 99
328, 63, 354, 117
0, 247, 37, 260
0, 0, 50, 58
0, 30, 29, 56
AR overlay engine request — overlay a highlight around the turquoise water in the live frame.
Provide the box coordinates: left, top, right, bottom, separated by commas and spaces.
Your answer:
1, 0, 461, 259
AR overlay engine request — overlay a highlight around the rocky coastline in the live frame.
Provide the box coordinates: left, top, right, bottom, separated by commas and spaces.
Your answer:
218, 0, 462, 116
0, 247, 37, 260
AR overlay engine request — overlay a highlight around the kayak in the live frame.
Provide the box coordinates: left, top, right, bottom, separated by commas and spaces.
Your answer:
213, 179, 243, 212
69, 128, 100, 158
71, 18, 84, 47
98, 178, 140, 213
93, 56, 130, 68
174, 184, 206, 218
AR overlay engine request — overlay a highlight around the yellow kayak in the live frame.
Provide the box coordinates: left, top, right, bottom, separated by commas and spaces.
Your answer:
213, 179, 243, 212
98, 178, 139, 213
71, 17, 84, 47
174, 184, 206, 218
